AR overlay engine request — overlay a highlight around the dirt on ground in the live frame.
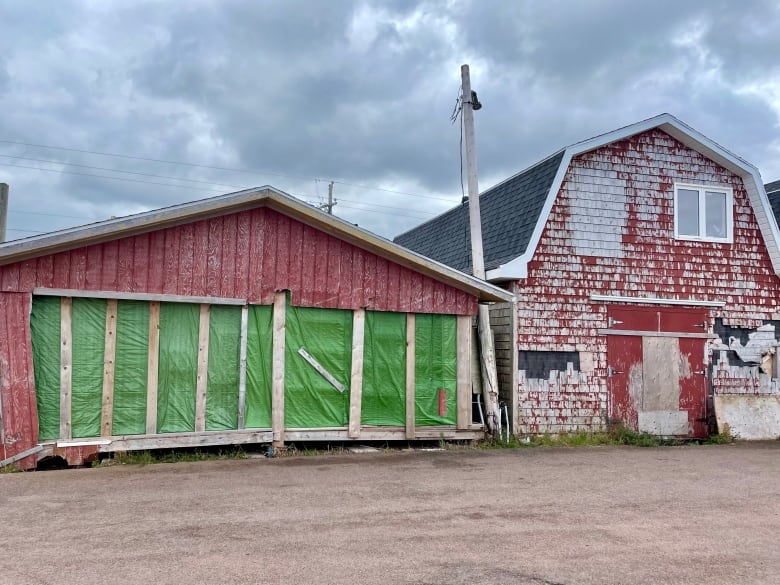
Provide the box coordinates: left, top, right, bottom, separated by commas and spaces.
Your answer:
1, 443, 779, 585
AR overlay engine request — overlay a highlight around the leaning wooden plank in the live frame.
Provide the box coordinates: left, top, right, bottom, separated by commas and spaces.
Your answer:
237, 304, 249, 430
194, 304, 210, 432
145, 301, 160, 435
271, 292, 286, 446
0, 445, 44, 468
60, 297, 73, 440
348, 309, 365, 438
405, 313, 416, 439
101, 430, 274, 452
298, 348, 346, 393
101, 299, 118, 437
456, 315, 472, 430
33, 287, 246, 306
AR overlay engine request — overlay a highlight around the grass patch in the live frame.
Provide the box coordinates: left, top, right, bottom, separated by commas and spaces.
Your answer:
105, 446, 249, 466
705, 423, 737, 444
0, 464, 22, 473
481, 423, 688, 449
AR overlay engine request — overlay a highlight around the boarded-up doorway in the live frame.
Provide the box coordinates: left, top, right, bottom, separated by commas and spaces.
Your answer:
605, 306, 709, 438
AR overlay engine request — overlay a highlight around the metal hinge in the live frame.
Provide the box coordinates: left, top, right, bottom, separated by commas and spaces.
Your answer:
607, 366, 623, 376
693, 321, 708, 330
694, 370, 707, 376
607, 317, 624, 328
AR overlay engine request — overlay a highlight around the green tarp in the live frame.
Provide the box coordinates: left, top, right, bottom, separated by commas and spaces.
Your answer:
157, 302, 199, 433
205, 305, 242, 431
415, 314, 457, 426
30, 296, 61, 441
112, 301, 149, 436
362, 311, 406, 426
71, 298, 106, 438
285, 305, 352, 428
244, 305, 273, 428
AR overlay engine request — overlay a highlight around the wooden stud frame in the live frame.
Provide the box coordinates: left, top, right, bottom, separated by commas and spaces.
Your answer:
145, 302, 160, 435
271, 291, 287, 446
456, 315, 471, 430
100, 299, 118, 437
405, 313, 415, 439
59, 297, 73, 440
348, 309, 365, 438
194, 304, 211, 432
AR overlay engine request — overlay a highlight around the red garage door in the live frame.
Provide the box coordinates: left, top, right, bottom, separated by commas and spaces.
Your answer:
606, 306, 709, 438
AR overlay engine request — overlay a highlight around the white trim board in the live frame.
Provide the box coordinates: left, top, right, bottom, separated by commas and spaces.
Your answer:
590, 294, 726, 307
486, 113, 780, 281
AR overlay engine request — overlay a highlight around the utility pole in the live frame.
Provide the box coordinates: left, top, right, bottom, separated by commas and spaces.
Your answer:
320, 181, 337, 215
0, 183, 8, 243
461, 64, 501, 435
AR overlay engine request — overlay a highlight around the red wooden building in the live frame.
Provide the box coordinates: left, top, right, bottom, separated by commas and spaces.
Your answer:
397, 114, 780, 438
0, 187, 512, 468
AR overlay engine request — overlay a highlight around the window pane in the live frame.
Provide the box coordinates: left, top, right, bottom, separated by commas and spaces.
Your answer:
677, 188, 699, 236
705, 191, 727, 238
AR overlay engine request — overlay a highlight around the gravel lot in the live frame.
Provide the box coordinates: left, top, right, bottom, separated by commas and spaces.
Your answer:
1, 443, 779, 585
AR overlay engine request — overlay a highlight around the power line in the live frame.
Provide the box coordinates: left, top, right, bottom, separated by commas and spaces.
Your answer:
338, 203, 432, 220
0, 153, 245, 189
0, 138, 460, 203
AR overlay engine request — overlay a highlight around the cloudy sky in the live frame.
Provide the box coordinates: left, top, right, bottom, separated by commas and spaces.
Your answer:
1, 0, 779, 242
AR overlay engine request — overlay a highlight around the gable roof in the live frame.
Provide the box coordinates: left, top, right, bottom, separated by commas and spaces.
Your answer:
0, 186, 512, 303
396, 113, 780, 281
394, 151, 564, 273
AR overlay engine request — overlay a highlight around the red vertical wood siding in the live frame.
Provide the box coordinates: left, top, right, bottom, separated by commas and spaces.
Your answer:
0, 293, 38, 469
0, 208, 476, 315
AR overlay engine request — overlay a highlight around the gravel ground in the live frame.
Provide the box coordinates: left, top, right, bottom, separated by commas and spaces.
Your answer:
1, 443, 779, 585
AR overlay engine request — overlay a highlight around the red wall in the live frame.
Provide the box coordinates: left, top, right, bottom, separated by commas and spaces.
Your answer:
0, 207, 476, 315
515, 129, 780, 433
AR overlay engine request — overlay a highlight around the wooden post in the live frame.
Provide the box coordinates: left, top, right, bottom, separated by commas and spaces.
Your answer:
100, 299, 118, 437
461, 63, 500, 434
348, 309, 365, 438
194, 304, 210, 432
271, 292, 287, 447
0, 183, 8, 243
59, 297, 73, 439
237, 305, 249, 430
145, 301, 160, 435
405, 313, 416, 439
456, 315, 472, 429
510, 300, 519, 435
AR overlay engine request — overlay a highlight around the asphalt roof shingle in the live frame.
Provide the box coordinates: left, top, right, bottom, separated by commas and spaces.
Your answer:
394, 150, 565, 274
766, 180, 780, 226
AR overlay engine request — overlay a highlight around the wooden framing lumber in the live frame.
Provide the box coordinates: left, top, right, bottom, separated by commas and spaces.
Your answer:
145, 301, 160, 435
59, 296, 73, 440
405, 313, 415, 439
348, 309, 365, 438
271, 291, 287, 446
298, 348, 345, 392
33, 287, 246, 306
237, 304, 249, 430
456, 314, 471, 430
194, 304, 210, 432
100, 299, 118, 437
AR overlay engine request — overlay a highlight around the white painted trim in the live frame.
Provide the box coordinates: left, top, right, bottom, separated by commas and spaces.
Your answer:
56, 439, 112, 447
33, 288, 247, 305
673, 182, 733, 243
590, 294, 726, 307
485, 113, 780, 281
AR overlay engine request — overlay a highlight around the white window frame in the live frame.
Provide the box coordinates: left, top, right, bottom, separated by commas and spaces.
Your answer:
673, 182, 733, 243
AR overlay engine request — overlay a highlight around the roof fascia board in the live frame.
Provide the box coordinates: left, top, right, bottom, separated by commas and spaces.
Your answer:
0, 185, 512, 303
486, 113, 780, 280
263, 191, 513, 302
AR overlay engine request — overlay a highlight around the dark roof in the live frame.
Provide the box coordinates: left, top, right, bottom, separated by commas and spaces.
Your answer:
394, 150, 565, 273
766, 180, 780, 227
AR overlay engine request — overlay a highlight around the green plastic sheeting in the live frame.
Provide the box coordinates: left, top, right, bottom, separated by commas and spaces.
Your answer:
415, 314, 457, 426
206, 305, 242, 431
285, 305, 352, 428
157, 303, 199, 433
112, 301, 149, 436
71, 298, 107, 438
244, 305, 273, 428
30, 296, 61, 441
361, 311, 406, 426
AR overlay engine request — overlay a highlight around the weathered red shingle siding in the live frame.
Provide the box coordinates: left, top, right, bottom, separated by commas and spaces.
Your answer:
515, 129, 780, 433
